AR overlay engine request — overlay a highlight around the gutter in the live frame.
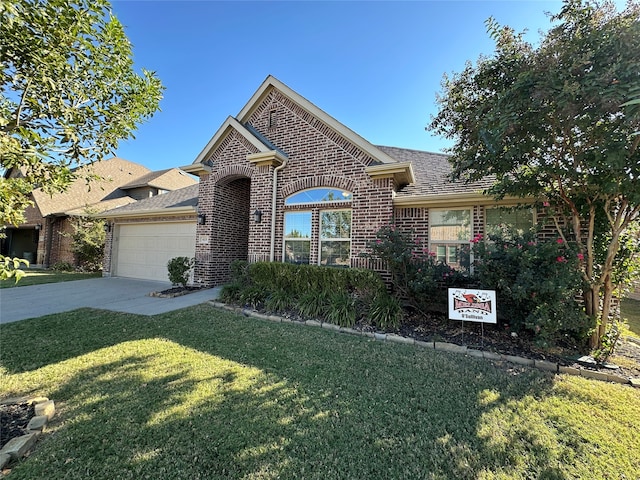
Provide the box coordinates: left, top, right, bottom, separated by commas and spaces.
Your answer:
270, 158, 288, 262
98, 206, 196, 219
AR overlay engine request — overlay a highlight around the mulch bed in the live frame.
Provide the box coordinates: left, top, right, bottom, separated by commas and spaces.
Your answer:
0, 402, 35, 451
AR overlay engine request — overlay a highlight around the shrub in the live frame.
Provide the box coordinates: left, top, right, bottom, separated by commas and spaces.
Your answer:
472, 231, 589, 346
239, 285, 268, 309
167, 256, 195, 287
325, 292, 357, 327
368, 293, 403, 330
265, 289, 295, 313
52, 261, 75, 272
65, 209, 106, 271
297, 290, 329, 319
219, 281, 243, 303
362, 225, 473, 314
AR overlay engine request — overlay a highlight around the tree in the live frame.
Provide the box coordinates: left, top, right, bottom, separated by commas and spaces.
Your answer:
0, 0, 163, 276
428, 0, 640, 348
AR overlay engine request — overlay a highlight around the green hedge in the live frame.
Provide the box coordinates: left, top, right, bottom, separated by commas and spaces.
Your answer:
220, 261, 400, 329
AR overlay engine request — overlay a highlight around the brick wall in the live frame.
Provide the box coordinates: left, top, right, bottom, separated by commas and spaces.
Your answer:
194, 89, 395, 286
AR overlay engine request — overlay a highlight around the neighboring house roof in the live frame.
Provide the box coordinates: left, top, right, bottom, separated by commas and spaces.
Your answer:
31, 158, 197, 217
101, 184, 199, 218
377, 146, 495, 198
119, 168, 196, 191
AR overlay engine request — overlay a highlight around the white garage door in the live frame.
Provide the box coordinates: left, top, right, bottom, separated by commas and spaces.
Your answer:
114, 222, 196, 282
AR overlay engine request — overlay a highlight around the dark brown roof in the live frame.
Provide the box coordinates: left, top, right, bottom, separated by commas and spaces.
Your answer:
376, 146, 495, 197
101, 184, 199, 216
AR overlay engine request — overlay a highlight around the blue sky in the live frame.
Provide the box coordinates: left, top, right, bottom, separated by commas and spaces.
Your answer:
109, 1, 603, 171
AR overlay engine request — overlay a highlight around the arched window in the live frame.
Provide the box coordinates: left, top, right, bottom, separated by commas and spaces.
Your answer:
284, 188, 352, 205
283, 188, 352, 266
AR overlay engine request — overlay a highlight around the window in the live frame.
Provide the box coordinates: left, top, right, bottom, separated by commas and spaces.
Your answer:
285, 188, 352, 205
319, 210, 351, 266
283, 188, 353, 266
485, 208, 534, 237
429, 209, 471, 270
283, 212, 311, 264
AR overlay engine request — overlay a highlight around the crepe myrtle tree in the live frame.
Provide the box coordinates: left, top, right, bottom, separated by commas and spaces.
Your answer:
428, 0, 640, 348
0, 0, 163, 278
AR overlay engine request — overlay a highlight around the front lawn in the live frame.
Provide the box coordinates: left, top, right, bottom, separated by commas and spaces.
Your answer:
0, 270, 101, 289
1, 306, 638, 479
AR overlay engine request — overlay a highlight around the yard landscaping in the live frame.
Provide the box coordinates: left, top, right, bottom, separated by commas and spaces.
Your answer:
1, 305, 639, 479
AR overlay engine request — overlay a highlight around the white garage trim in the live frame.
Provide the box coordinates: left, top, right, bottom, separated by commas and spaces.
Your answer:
113, 221, 196, 282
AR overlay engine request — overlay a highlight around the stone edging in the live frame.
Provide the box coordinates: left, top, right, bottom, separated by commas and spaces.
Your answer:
209, 301, 640, 389
0, 396, 55, 470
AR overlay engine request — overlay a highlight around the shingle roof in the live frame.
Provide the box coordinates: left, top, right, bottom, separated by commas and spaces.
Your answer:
31, 159, 198, 217
32, 158, 151, 216
119, 168, 197, 190
101, 184, 199, 216
376, 146, 495, 197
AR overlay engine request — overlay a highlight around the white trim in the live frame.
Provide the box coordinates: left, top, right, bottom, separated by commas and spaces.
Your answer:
394, 193, 535, 208
100, 206, 196, 219
192, 116, 270, 166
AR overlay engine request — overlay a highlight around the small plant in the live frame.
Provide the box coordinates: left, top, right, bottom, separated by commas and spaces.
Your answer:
239, 285, 268, 309
167, 256, 195, 287
325, 292, 356, 327
369, 293, 403, 330
219, 281, 243, 303
52, 261, 75, 272
0, 255, 29, 283
265, 289, 295, 313
297, 291, 329, 319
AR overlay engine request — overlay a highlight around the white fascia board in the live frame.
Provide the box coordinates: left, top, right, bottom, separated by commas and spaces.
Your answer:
393, 193, 536, 208
192, 116, 270, 165
99, 206, 196, 219
238, 75, 398, 165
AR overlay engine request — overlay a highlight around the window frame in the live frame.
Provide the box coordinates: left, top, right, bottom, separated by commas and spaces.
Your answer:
318, 209, 352, 267
282, 211, 312, 265
429, 208, 472, 269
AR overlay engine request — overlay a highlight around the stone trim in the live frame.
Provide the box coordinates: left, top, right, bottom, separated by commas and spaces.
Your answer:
0, 396, 55, 469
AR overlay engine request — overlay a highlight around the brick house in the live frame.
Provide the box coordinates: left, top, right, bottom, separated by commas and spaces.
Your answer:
1, 158, 196, 267
102, 75, 542, 285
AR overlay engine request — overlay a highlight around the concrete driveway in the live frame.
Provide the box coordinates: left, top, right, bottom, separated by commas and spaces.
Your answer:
0, 277, 221, 324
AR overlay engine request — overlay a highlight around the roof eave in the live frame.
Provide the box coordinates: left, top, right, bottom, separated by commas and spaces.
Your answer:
393, 192, 535, 208
99, 206, 197, 219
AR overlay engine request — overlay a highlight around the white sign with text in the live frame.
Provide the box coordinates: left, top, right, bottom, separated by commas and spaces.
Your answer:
448, 288, 497, 324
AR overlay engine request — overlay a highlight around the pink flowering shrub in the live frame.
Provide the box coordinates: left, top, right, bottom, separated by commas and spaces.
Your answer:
472, 231, 589, 346
362, 225, 472, 315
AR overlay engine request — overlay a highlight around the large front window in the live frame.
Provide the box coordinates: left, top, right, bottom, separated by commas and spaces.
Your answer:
429, 209, 471, 270
283, 188, 352, 266
320, 210, 351, 266
283, 212, 311, 264
485, 207, 534, 237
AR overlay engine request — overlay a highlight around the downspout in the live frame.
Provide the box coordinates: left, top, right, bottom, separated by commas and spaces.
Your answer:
270, 158, 288, 262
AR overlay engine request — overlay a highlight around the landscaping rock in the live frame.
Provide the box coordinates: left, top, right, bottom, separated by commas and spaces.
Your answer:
534, 360, 558, 372
630, 378, 640, 388
504, 355, 534, 367
322, 322, 341, 331
305, 319, 322, 328
414, 340, 434, 349
607, 374, 630, 385
559, 365, 581, 376
466, 349, 484, 358
387, 334, 414, 345
434, 342, 467, 354
0, 453, 11, 470
483, 351, 502, 361
0, 433, 39, 460
580, 369, 609, 382
374, 332, 387, 342
26, 415, 48, 432
34, 400, 54, 420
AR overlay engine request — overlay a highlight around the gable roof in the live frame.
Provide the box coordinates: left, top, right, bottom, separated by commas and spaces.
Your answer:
100, 184, 199, 219
119, 168, 197, 191
188, 75, 398, 171
31, 158, 197, 217
32, 157, 151, 217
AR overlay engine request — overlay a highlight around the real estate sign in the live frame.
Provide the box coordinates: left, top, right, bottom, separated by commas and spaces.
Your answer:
448, 288, 497, 324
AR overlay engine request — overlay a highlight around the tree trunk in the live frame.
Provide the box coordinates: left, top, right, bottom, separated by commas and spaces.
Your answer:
586, 285, 600, 349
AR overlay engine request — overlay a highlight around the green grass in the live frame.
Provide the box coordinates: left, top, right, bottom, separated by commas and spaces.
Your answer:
0, 270, 101, 288
621, 297, 640, 338
1, 306, 639, 479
